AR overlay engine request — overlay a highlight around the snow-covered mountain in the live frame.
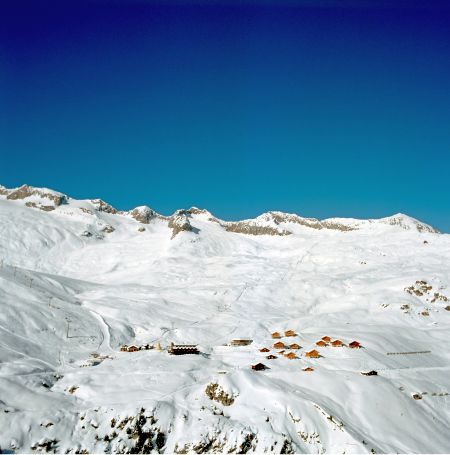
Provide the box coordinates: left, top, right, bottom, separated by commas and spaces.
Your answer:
0, 184, 449, 454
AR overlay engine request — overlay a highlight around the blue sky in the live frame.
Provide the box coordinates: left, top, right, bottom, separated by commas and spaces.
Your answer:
1, 1, 449, 231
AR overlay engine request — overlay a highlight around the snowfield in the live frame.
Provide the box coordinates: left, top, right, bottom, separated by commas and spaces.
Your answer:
0, 184, 449, 454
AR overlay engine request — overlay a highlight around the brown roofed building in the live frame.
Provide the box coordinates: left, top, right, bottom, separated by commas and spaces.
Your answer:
266, 354, 278, 360
349, 341, 361, 349
271, 332, 282, 339
259, 347, 270, 353
289, 343, 301, 350
251, 362, 267, 371
321, 336, 331, 342
305, 349, 320, 358
169, 343, 199, 355
284, 352, 298, 359
230, 339, 253, 346
278, 350, 285, 355
273, 341, 285, 349
127, 345, 139, 352
331, 340, 343, 347
303, 367, 314, 372
316, 340, 327, 347
284, 330, 296, 337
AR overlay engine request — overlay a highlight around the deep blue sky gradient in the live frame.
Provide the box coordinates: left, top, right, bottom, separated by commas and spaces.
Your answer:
1, 1, 449, 230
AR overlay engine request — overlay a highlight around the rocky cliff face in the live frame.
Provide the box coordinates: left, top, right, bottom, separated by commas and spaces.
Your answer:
264, 211, 355, 232
224, 222, 291, 236
90, 199, 118, 214
6, 184, 67, 206
128, 206, 157, 224
168, 212, 194, 239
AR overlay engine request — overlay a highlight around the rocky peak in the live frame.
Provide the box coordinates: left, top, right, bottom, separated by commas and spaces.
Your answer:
5, 184, 68, 207
0, 185, 10, 196
379, 213, 438, 233
128, 206, 157, 224
168, 213, 194, 239
90, 199, 118, 214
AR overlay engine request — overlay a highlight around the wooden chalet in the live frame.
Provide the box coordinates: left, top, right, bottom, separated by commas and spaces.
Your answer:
271, 332, 282, 339
321, 336, 331, 342
259, 347, 270, 353
251, 362, 267, 371
305, 349, 320, 358
284, 330, 296, 337
284, 352, 297, 359
230, 339, 253, 346
169, 343, 199, 355
120, 345, 128, 352
316, 340, 327, 347
273, 341, 285, 349
303, 367, 314, 372
331, 340, 343, 347
266, 355, 278, 360
361, 370, 378, 376
289, 343, 301, 350
349, 341, 361, 349
127, 345, 139, 352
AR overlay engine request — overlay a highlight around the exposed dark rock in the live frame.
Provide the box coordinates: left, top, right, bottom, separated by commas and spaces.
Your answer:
7, 184, 67, 205
0, 185, 10, 196
205, 382, 235, 406
225, 222, 291, 236
102, 225, 115, 233
238, 434, 255, 454
129, 206, 156, 224
168, 215, 194, 239
91, 199, 118, 214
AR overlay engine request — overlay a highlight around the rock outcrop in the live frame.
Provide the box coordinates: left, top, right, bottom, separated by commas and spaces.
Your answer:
225, 222, 291, 236
90, 199, 118, 214
128, 206, 156, 224
168, 213, 194, 239
6, 184, 67, 206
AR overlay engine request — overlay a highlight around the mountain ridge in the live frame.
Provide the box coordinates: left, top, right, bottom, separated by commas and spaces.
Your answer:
0, 183, 439, 234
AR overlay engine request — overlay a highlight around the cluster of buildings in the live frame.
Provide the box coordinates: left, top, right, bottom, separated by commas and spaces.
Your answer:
250, 331, 363, 371
118, 332, 363, 374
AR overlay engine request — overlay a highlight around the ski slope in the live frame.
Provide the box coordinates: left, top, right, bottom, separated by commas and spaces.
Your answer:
0, 184, 449, 453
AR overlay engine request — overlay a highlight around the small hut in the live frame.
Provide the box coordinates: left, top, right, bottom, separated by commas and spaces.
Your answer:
284, 352, 297, 360
271, 332, 282, 339
230, 339, 253, 346
120, 345, 128, 352
284, 330, 296, 337
331, 340, 343, 347
127, 345, 139, 352
278, 350, 285, 355
251, 362, 267, 371
259, 347, 270, 353
349, 341, 361, 349
316, 340, 327, 347
361, 370, 378, 376
321, 336, 331, 342
289, 343, 301, 350
273, 341, 285, 349
266, 355, 278, 360
303, 367, 314, 372
305, 349, 320, 358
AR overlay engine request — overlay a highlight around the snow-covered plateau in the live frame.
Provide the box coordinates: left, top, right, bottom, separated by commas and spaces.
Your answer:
0, 184, 449, 454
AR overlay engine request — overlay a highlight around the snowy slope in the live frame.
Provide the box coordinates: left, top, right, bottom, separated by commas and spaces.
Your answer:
0, 184, 449, 454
